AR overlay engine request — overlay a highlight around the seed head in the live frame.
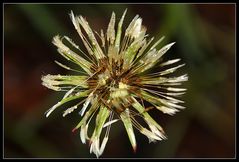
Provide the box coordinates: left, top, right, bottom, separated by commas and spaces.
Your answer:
42, 9, 188, 157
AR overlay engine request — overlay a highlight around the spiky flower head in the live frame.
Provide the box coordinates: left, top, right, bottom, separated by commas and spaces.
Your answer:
42, 9, 188, 157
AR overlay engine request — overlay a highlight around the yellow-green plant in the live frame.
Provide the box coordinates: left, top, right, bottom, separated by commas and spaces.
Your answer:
42, 9, 188, 157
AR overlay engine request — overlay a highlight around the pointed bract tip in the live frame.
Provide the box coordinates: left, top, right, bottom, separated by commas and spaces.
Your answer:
72, 127, 77, 133
133, 145, 137, 153
69, 10, 74, 18
123, 8, 127, 15
88, 139, 93, 146
45, 112, 51, 118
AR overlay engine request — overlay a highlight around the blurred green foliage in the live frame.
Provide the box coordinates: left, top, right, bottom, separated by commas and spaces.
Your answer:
4, 4, 235, 158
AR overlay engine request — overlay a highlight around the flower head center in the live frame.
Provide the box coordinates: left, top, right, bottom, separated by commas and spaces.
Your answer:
86, 58, 134, 113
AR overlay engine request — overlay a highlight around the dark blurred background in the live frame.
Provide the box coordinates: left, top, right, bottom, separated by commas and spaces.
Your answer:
4, 4, 235, 158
